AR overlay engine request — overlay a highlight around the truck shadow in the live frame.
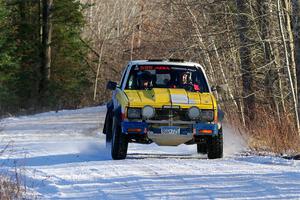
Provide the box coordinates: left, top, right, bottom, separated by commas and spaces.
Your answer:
127, 153, 207, 159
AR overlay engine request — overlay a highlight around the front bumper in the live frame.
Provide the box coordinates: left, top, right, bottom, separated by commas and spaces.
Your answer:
121, 121, 219, 136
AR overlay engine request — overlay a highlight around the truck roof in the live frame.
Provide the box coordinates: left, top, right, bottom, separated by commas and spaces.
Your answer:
129, 60, 202, 68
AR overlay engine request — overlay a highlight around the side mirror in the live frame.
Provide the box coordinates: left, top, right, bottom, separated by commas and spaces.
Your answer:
211, 85, 217, 92
107, 81, 118, 90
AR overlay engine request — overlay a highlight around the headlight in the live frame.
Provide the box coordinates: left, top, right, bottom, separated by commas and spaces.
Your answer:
201, 110, 214, 122
188, 106, 201, 120
142, 106, 155, 119
127, 108, 141, 119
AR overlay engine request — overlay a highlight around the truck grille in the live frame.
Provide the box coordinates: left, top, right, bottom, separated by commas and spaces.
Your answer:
152, 108, 189, 121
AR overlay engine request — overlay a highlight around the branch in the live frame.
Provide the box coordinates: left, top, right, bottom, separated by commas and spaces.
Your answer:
79, 37, 100, 58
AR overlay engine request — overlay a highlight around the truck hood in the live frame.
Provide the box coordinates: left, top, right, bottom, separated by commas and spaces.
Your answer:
124, 88, 215, 109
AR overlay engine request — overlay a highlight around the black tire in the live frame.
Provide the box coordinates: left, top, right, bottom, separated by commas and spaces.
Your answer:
207, 129, 223, 159
197, 142, 207, 154
111, 117, 128, 160
105, 112, 113, 149
106, 128, 112, 149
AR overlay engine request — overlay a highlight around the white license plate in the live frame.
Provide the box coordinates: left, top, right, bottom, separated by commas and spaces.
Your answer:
161, 127, 180, 135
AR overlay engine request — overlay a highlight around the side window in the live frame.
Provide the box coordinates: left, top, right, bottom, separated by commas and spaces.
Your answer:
120, 65, 129, 88
128, 76, 135, 89
126, 67, 137, 89
196, 69, 209, 92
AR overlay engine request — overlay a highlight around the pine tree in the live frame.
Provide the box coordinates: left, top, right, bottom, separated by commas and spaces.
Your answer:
48, 0, 91, 108
0, 0, 91, 114
0, 0, 19, 114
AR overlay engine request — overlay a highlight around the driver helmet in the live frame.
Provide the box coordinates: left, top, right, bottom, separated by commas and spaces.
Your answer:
137, 71, 152, 89
180, 71, 192, 84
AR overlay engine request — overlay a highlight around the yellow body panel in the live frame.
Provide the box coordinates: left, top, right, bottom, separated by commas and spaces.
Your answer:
123, 88, 217, 110
116, 89, 129, 108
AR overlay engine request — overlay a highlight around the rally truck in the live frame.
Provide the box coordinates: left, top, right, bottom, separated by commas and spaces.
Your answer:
103, 59, 224, 160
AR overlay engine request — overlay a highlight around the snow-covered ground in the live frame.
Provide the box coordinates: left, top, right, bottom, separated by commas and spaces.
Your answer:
0, 106, 299, 199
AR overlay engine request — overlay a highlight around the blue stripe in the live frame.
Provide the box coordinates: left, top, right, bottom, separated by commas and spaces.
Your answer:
121, 121, 147, 134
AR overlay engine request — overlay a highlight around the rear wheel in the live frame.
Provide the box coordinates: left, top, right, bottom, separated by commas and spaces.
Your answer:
111, 117, 128, 160
105, 129, 112, 149
207, 129, 223, 159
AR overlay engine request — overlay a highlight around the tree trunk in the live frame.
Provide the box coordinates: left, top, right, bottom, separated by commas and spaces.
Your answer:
137, 0, 145, 48
284, 0, 297, 98
40, 0, 53, 99
268, 2, 287, 114
292, 0, 300, 129
236, 0, 255, 123
257, 0, 279, 114
278, 0, 300, 135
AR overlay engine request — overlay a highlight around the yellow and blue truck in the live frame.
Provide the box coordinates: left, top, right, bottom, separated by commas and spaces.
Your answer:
103, 59, 224, 160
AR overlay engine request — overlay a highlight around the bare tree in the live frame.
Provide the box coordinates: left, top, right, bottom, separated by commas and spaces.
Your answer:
292, 0, 300, 128
82, 0, 142, 101
277, 0, 300, 134
236, 0, 255, 123
81, 0, 300, 145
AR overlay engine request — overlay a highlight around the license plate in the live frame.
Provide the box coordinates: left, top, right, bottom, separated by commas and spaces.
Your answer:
161, 127, 180, 135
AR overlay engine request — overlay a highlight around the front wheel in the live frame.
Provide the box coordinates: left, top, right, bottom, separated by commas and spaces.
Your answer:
111, 117, 128, 160
207, 129, 223, 159
105, 110, 113, 149
197, 142, 207, 154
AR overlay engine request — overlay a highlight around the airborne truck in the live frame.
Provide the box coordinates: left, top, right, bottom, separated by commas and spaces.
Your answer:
103, 59, 224, 160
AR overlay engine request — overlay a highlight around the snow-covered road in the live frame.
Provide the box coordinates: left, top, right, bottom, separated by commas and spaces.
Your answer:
0, 106, 299, 199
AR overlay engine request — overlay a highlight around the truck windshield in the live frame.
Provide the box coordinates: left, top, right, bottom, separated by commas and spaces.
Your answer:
125, 65, 209, 92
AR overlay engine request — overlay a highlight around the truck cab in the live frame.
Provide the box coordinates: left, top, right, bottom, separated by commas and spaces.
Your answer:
104, 59, 223, 160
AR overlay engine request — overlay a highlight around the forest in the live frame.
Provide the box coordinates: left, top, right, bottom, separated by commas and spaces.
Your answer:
1, 0, 300, 153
